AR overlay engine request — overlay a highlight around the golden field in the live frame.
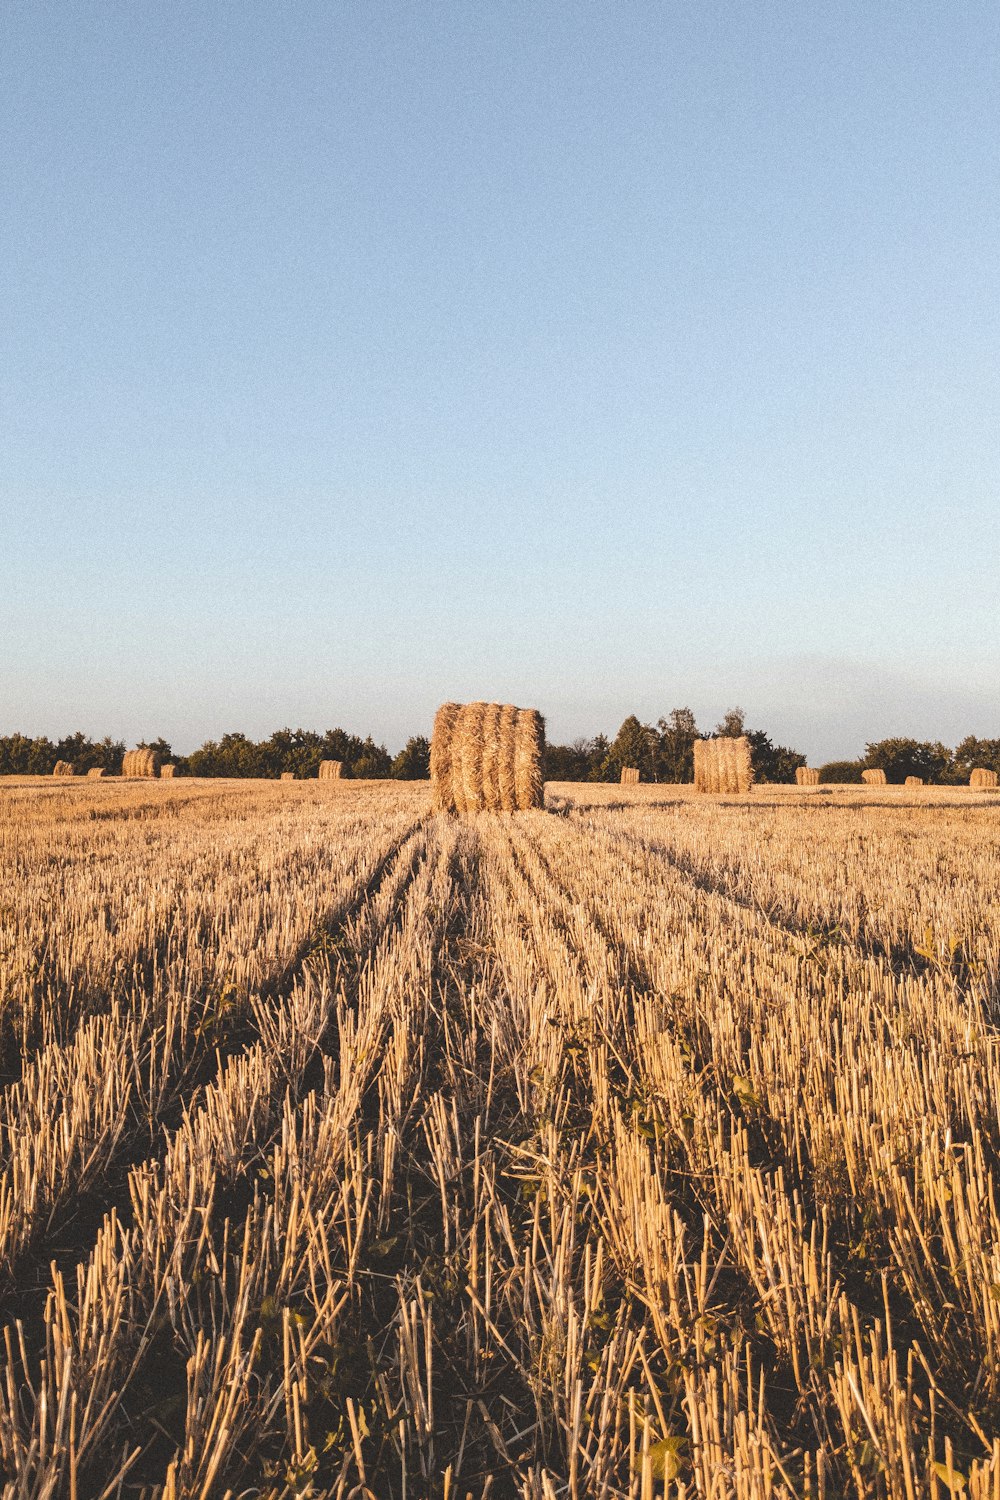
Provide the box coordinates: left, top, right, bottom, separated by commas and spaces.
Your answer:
2, 777, 1000, 1498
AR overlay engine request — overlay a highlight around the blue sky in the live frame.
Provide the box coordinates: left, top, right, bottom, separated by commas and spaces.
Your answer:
2, 3, 997, 759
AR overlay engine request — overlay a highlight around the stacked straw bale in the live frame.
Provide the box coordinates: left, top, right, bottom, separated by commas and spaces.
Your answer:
971, 768, 999, 789
620, 767, 640, 785
122, 749, 161, 778
861, 768, 887, 786
86, 767, 107, 779
904, 776, 924, 787
795, 766, 820, 786
160, 765, 177, 779
280, 771, 295, 782
318, 760, 342, 780
52, 761, 75, 777
431, 701, 545, 813
693, 737, 753, 794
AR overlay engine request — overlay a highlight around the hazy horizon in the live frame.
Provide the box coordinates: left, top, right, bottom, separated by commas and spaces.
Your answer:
3, 4, 997, 761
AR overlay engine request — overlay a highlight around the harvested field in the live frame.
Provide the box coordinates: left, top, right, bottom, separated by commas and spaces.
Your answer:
3, 774, 1000, 1496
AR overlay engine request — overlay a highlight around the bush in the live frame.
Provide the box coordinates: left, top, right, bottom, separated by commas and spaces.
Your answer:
818, 761, 864, 784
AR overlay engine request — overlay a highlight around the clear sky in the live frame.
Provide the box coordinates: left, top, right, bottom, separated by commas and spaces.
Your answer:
2, 3, 998, 760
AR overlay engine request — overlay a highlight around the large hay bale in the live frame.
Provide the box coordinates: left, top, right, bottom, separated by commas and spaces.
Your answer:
693, 737, 753, 794
861, 768, 887, 786
280, 771, 295, 781
122, 748, 161, 778
430, 700, 545, 813
160, 764, 177, 779
86, 767, 107, 779
795, 766, 820, 786
621, 767, 640, 785
318, 760, 342, 780
971, 767, 999, 789
904, 775, 923, 787
52, 760, 75, 777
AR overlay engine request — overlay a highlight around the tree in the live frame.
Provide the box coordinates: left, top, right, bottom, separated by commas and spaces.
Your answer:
747, 730, 806, 784
952, 737, 1000, 782
818, 760, 864, 783
864, 738, 952, 785
602, 716, 658, 782
655, 708, 699, 783
392, 736, 430, 779
716, 707, 747, 738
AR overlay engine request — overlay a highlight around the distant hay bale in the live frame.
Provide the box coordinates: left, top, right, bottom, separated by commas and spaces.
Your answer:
971, 767, 999, 789
795, 767, 820, 786
621, 767, 640, 785
318, 760, 342, 780
122, 748, 161, 778
52, 760, 75, 777
904, 775, 923, 787
861, 768, 887, 786
160, 764, 177, 779
280, 771, 295, 781
693, 737, 753, 794
86, 767, 107, 779
431, 700, 545, 813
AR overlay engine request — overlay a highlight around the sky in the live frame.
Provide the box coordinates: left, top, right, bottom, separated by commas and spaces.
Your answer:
1, 3, 998, 761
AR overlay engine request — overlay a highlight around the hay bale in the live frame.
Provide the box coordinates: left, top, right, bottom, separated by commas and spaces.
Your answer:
795, 766, 820, 786
970, 767, 999, 789
280, 771, 295, 781
160, 764, 177, 779
122, 748, 161, 778
430, 703, 462, 812
86, 767, 107, 779
861, 768, 887, 786
904, 775, 923, 787
318, 760, 342, 780
621, 767, 640, 785
430, 700, 545, 813
693, 737, 753, 794
52, 760, 75, 777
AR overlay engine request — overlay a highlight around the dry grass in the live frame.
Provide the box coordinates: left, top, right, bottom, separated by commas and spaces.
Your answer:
122, 748, 161, 778
693, 735, 753, 793
431, 699, 545, 812
796, 766, 820, 786
3, 775, 1000, 1496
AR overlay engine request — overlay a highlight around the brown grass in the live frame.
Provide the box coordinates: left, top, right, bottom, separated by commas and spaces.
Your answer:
796, 766, 820, 786
693, 735, 753, 793
122, 748, 161, 778
971, 767, 999, 789
318, 759, 342, 780
862, 767, 887, 785
431, 700, 545, 813
620, 767, 640, 785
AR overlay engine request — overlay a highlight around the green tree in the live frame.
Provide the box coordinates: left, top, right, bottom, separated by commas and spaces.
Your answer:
602, 716, 658, 782
864, 738, 952, 784
715, 707, 747, 737
655, 707, 699, 783
392, 736, 430, 779
952, 736, 1000, 781
818, 760, 864, 784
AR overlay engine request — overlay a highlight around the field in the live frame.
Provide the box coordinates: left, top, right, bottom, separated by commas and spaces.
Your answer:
2, 777, 1000, 1499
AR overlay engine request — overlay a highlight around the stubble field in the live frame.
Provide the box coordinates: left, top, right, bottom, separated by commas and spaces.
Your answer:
2, 776, 1000, 1499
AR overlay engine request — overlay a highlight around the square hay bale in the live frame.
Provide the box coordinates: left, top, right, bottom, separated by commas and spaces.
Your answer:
904, 775, 924, 787
620, 767, 640, 785
318, 760, 342, 780
693, 737, 753, 794
861, 768, 887, 786
160, 764, 177, 778
280, 771, 295, 781
795, 767, 820, 786
971, 767, 999, 789
431, 701, 545, 813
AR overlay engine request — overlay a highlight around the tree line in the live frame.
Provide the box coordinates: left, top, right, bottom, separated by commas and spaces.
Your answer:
3, 713, 999, 784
